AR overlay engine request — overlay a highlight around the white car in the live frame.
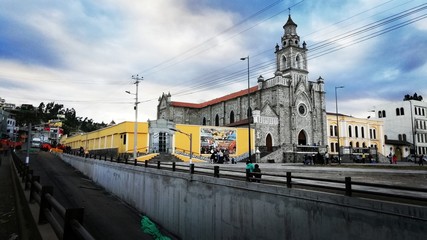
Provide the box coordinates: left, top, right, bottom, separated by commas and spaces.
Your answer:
31, 137, 41, 148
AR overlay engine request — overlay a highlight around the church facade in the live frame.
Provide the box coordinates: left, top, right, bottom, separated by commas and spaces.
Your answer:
157, 15, 328, 162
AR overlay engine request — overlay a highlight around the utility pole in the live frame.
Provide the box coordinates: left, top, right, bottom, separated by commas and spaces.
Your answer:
131, 74, 143, 160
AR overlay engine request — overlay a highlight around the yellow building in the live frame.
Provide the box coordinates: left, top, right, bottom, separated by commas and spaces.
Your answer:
61, 119, 254, 162
327, 113, 384, 160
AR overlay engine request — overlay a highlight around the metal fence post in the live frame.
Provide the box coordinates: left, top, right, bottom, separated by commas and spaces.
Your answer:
145, 160, 148, 168
38, 186, 54, 224
214, 166, 219, 178
22, 165, 29, 183
63, 208, 84, 240
286, 172, 292, 188
345, 177, 352, 196
134, 158, 138, 166
190, 163, 195, 174
29, 176, 40, 202
25, 169, 33, 190
172, 162, 176, 171
157, 161, 161, 169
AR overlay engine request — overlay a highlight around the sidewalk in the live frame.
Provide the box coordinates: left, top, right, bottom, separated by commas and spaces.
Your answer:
0, 152, 19, 240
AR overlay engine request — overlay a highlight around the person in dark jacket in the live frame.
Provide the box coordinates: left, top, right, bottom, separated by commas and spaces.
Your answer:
252, 164, 262, 183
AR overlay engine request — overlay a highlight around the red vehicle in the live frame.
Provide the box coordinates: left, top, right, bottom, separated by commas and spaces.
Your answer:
40, 142, 52, 151
1, 139, 23, 150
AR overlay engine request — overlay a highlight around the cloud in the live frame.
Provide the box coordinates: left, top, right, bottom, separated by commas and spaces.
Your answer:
0, 0, 426, 125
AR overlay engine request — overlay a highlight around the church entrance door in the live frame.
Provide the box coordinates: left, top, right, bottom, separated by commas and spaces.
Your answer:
266, 134, 273, 152
298, 130, 307, 145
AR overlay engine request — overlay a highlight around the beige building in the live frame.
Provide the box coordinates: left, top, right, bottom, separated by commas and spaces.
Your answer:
327, 113, 384, 161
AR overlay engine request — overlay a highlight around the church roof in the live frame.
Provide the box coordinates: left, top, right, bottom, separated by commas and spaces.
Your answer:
171, 86, 258, 109
284, 15, 297, 27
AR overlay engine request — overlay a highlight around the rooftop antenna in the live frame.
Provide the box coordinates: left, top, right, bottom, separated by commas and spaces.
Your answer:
288, 7, 291, 15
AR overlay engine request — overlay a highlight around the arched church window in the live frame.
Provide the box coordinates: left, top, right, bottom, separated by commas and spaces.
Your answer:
202, 117, 206, 126
215, 114, 219, 126
400, 107, 404, 115
296, 55, 300, 68
230, 111, 235, 124
281, 56, 287, 70
396, 108, 400, 116
382, 110, 386, 118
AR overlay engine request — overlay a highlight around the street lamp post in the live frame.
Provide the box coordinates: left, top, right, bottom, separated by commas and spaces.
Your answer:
126, 74, 143, 160
335, 86, 344, 164
240, 56, 252, 162
169, 128, 192, 164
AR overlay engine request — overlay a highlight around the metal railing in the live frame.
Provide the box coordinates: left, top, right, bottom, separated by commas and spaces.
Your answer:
63, 152, 427, 205
141, 160, 427, 206
12, 152, 95, 240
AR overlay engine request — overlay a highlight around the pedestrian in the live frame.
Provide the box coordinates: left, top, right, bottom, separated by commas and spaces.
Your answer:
253, 164, 262, 183
362, 153, 366, 164
325, 152, 329, 165
79, 146, 84, 157
392, 154, 397, 164
245, 160, 254, 181
210, 151, 216, 164
388, 153, 392, 164
419, 154, 424, 166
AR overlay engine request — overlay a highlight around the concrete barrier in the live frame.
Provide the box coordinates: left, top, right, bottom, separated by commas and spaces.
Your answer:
60, 154, 427, 240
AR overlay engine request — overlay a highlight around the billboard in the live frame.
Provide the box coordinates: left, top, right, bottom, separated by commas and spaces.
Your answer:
200, 127, 236, 154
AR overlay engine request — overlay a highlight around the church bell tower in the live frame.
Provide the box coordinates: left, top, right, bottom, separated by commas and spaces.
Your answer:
274, 15, 308, 79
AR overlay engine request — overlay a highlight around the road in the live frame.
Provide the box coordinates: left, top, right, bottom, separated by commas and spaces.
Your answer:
19, 150, 168, 240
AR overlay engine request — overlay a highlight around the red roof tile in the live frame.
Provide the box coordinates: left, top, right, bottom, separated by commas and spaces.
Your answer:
171, 86, 258, 109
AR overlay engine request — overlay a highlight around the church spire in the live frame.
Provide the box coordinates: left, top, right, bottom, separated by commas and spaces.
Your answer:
282, 15, 300, 47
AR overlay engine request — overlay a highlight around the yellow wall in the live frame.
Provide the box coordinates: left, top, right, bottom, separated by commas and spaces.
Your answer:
61, 121, 254, 157
61, 122, 148, 154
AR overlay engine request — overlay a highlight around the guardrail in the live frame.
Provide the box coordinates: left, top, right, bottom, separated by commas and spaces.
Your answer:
63, 152, 427, 205
140, 160, 427, 206
12, 152, 95, 240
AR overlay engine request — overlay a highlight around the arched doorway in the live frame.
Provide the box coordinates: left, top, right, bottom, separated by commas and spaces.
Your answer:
298, 130, 307, 145
266, 134, 273, 152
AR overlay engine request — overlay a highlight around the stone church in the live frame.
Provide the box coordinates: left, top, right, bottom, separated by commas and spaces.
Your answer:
157, 15, 328, 162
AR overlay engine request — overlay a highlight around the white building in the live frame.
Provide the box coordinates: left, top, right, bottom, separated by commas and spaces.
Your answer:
371, 94, 427, 160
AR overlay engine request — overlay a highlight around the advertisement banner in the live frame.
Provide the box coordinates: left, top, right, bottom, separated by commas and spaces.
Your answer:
200, 127, 236, 154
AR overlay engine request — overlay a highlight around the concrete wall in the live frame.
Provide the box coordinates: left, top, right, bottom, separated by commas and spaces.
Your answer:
60, 154, 427, 240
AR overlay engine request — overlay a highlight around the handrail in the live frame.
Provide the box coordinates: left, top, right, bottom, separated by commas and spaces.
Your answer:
11, 151, 95, 240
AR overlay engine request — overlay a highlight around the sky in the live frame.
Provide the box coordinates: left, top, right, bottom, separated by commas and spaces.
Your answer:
1, 0, 426, 124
